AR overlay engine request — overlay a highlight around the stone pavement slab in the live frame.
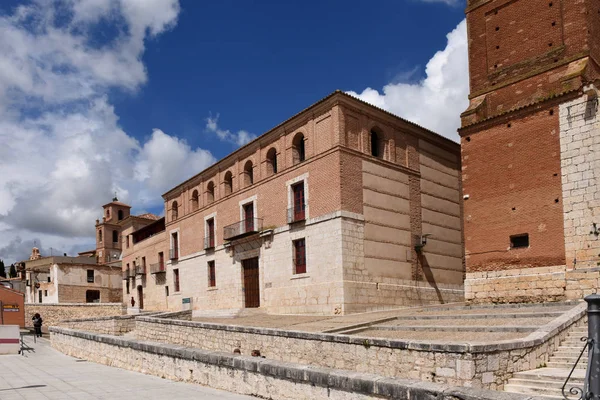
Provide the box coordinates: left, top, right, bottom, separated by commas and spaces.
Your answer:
0, 336, 253, 400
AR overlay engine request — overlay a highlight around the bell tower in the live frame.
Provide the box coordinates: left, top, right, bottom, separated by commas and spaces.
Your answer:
460, 0, 600, 302
95, 197, 131, 264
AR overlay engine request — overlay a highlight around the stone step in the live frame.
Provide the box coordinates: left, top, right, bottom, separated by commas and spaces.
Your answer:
511, 368, 585, 383
504, 384, 575, 399
508, 378, 572, 390
547, 362, 586, 369
548, 356, 586, 364
552, 350, 588, 357
364, 325, 538, 333
393, 312, 565, 320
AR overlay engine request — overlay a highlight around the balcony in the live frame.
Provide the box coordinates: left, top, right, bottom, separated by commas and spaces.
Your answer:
169, 248, 178, 260
204, 236, 215, 250
150, 262, 166, 274
122, 270, 129, 280
223, 218, 263, 241
127, 268, 136, 278
287, 203, 306, 224
136, 265, 147, 275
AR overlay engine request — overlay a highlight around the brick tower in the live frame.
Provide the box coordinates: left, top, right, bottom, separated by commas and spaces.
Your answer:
95, 197, 131, 264
460, 0, 600, 302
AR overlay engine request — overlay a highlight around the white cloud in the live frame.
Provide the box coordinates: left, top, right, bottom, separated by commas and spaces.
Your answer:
347, 19, 468, 142
206, 114, 256, 147
0, 0, 215, 263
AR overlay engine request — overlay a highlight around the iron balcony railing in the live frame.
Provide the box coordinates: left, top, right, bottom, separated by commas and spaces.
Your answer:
287, 203, 306, 224
127, 268, 136, 278
223, 218, 263, 241
135, 265, 146, 275
149, 262, 166, 274
122, 270, 129, 280
204, 236, 215, 250
169, 248, 178, 260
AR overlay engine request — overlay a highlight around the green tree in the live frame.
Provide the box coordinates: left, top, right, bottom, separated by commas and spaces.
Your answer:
8, 264, 17, 278
0, 260, 5, 278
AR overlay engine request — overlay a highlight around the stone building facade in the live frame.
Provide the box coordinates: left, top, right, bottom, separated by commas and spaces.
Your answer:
460, 0, 600, 302
24, 255, 122, 304
123, 92, 464, 315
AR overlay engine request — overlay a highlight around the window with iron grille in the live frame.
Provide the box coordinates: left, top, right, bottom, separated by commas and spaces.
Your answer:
293, 238, 306, 274
173, 269, 180, 292
208, 261, 216, 287
87, 269, 94, 283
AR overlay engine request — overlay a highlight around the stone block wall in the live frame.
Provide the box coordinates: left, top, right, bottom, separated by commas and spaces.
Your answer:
24, 303, 125, 330
559, 92, 600, 270
131, 304, 585, 390
50, 327, 537, 400
57, 315, 135, 335
465, 265, 567, 303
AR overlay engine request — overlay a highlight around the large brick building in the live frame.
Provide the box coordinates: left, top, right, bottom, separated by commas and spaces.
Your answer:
460, 0, 600, 302
123, 91, 464, 315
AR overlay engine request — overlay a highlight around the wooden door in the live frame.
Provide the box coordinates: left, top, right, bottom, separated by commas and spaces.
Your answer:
242, 257, 260, 308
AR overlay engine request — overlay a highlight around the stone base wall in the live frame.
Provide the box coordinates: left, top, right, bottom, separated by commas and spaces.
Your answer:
465, 265, 600, 303
24, 303, 125, 330
132, 304, 585, 390
57, 315, 135, 335
465, 265, 568, 303
50, 327, 535, 400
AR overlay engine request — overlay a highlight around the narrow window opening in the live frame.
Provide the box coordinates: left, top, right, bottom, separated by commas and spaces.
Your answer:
370, 129, 381, 158
112, 230, 118, 243
293, 238, 306, 274
118, 210, 124, 220
292, 133, 305, 164
208, 261, 216, 287
171, 201, 178, 221
173, 269, 180, 292
165, 286, 169, 297
191, 190, 199, 210
510, 234, 529, 249
224, 172, 233, 195
87, 269, 94, 283
243, 161, 254, 186
266, 148, 278, 176
207, 181, 215, 203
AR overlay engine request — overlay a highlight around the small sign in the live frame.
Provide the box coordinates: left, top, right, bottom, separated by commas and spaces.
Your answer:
182, 298, 191, 304
3, 304, 19, 312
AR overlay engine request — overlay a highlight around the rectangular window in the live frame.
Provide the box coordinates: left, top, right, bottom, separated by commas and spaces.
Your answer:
510, 234, 529, 249
141, 257, 146, 274
243, 203, 254, 232
44, 290, 48, 297
87, 269, 94, 283
171, 232, 179, 259
293, 238, 306, 274
165, 286, 169, 297
47, 277, 51, 283
208, 261, 216, 287
206, 218, 215, 248
173, 269, 180, 292
126, 280, 130, 294
292, 182, 305, 222
158, 252, 165, 271
126, 235, 130, 248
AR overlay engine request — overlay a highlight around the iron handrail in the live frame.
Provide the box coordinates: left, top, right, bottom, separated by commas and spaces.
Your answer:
223, 218, 263, 241
562, 336, 593, 400
149, 262, 166, 274
287, 203, 306, 223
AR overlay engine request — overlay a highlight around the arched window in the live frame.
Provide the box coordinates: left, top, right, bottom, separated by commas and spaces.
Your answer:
370, 129, 381, 158
207, 181, 215, 204
106, 209, 110, 219
112, 230, 118, 243
243, 160, 254, 187
191, 190, 199, 211
171, 201, 178, 221
224, 171, 233, 195
117, 210, 124, 220
292, 133, 305, 165
98, 230, 102, 243
266, 148, 277, 175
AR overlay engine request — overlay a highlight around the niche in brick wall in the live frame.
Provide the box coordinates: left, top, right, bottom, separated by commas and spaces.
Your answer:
485, 0, 563, 74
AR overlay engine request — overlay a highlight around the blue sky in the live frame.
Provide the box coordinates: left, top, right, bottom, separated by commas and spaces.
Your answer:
0, 0, 468, 263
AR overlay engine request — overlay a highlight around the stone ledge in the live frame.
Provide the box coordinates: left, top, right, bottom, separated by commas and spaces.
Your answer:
136, 301, 585, 354
50, 327, 544, 400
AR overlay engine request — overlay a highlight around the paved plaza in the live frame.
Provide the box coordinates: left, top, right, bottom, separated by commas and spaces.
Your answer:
0, 336, 253, 400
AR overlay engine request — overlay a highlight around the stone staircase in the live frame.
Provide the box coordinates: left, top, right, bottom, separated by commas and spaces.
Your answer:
505, 325, 588, 399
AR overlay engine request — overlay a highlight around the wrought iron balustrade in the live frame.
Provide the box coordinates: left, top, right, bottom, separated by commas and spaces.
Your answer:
149, 262, 166, 274
204, 236, 215, 250
287, 203, 306, 224
135, 265, 146, 275
223, 218, 263, 241
127, 268, 136, 278
122, 270, 129, 280
169, 248, 178, 260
